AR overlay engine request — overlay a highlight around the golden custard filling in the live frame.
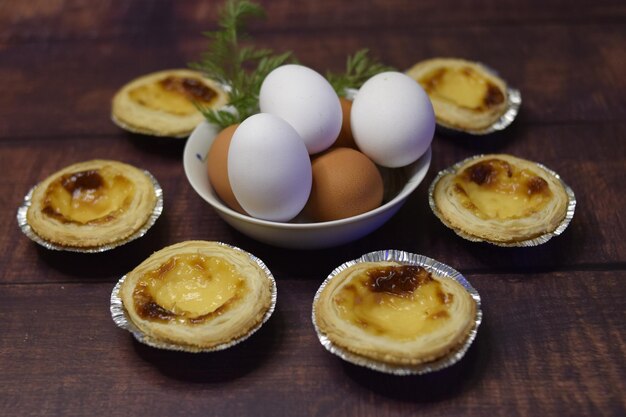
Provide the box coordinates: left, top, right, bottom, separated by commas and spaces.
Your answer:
42, 168, 135, 224
453, 158, 553, 220
128, 75, 219, 116
418, 67, 505, 111
333, 265, 454, 341
133, 254, 246, 324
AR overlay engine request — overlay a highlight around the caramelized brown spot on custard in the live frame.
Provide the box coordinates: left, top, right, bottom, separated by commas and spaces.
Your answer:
418, 66, 505, 111
61, 170, 104, 194
334, 265, 455, 340
129, 74, 221, 116
464, 159, 512, 186
437, 289, 454, 305
485, 83, 505, 107
154, 257, 176, 278
526, 176, 549, 196
421, 68, 446, 92
367, 265, 432, 296
160, 76, 217, 103
42, 168, 134, 225
132, 254, 246, 325
134, 281, 176, 322
133, 260, 177, 322
453, 158, 555, 220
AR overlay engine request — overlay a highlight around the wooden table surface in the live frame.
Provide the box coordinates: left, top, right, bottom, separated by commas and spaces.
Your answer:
1, 1, 624, 416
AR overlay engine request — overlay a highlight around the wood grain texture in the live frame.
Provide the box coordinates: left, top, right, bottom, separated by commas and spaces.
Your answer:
0, 17, 625, 138
2, 122, 624, 284
1, 0, 625, 44
0, 273, 624, 417
0, 1, 624, 416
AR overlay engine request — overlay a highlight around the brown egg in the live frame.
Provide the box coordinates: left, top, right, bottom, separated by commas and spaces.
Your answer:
306, 147, 383, 222
206, 124, 246, 214
332, 97, 358, 149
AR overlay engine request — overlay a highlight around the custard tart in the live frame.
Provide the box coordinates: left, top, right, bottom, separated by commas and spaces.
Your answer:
431, 154, 572, 245
406, 58, 511, 132
25, 160, 158, 249
314, 260, 476, 366
112, 69, 229, 138
119, 241, 275, 350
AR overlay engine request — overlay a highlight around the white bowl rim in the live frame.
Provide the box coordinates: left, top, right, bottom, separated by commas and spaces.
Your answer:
183, 121, 432, 231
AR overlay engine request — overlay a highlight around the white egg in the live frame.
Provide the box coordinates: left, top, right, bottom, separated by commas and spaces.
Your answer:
228, 113, 312, 222
259, 64, 342, 155
351, 71, 435, 168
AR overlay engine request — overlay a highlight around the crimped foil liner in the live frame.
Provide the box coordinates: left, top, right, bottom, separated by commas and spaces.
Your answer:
312, 250, 482, 375
435, 86, 522, 136
16, 170, 163, 253
428, 155, 576, 247
110, 242, 277, 353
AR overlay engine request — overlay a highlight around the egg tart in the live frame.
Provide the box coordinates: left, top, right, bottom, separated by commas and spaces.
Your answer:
119, 241, 275, 350
314, 260, 476, 366
112, 69, 228, 138
431, 154, 571, 245
25, 160, 158, 249
406, 58, 510, 132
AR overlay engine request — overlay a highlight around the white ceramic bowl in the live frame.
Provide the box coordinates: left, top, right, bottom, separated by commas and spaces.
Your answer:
183, 121, 431, 249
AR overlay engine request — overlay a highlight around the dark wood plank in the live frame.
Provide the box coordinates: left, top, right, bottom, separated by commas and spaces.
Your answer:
2, 122, 624, 284
0, 272, 623, 417
1, 2, 624, 416
0, 24, 625, 139
1, 0, 625, 44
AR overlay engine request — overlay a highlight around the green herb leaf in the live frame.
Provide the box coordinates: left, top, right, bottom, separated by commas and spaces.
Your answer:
190, 0, 293, 130
327, 49, 395, 97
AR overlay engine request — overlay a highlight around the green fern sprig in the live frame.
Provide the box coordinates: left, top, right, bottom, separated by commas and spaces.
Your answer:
327, 49, 395, 96
190, 0, 293, 129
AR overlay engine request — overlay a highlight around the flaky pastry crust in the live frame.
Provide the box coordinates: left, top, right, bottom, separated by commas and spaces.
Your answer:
26, 159, 157, 249
314, 261, 476, 366
120, 241, 274, 349
432, 154, 569, 244
406, 58, 509, 132
111, 69, 228, 137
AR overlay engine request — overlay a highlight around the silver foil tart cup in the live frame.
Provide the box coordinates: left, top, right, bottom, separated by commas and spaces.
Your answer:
435, 86, 522, 136
16, 170, 163, 253
110, 242, 277, 353
312, 250, 482, 375
428, 155, 576, 247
